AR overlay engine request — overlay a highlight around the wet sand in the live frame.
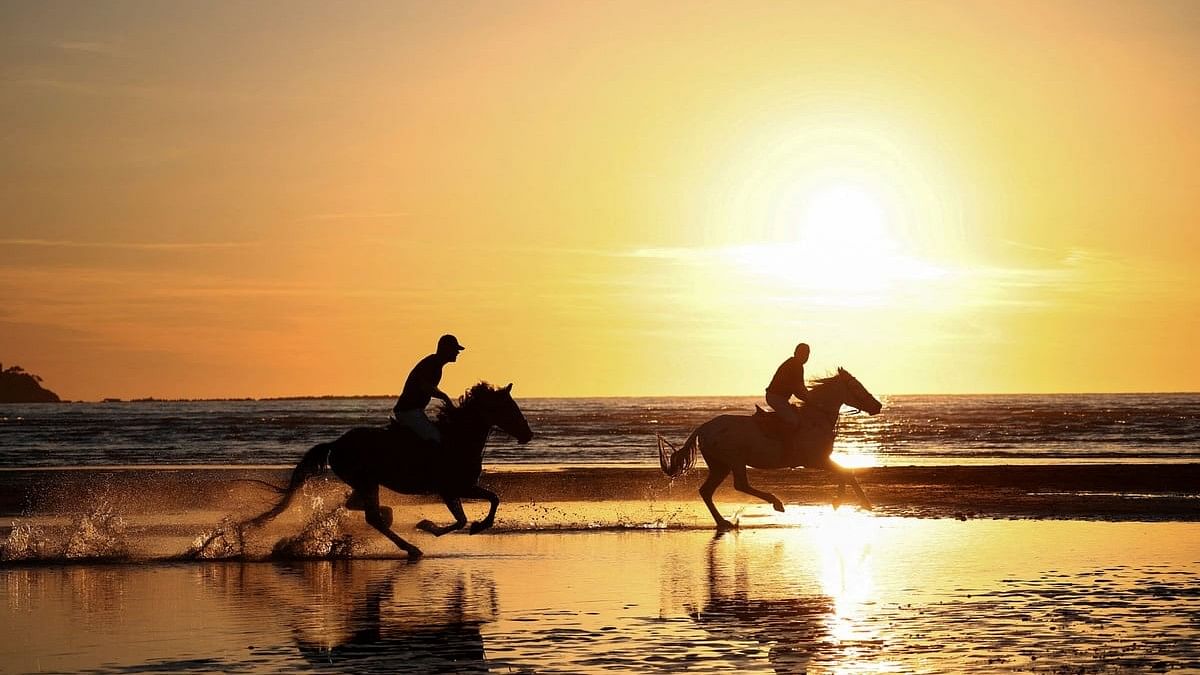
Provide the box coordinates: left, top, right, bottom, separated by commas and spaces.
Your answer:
1, 465, 1198, 672
2, 464, 1198, 526
2, 520, 1198, 673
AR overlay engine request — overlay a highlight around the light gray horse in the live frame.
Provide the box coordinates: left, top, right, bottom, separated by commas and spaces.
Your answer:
659, 368, 882, 529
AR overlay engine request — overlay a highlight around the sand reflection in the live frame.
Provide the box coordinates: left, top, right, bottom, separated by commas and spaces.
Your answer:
690, 533, 834, 673
202, 561, 498, 673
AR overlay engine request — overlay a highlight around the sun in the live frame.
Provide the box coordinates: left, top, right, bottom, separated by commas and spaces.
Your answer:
800, 182, 891, 250
721, 179, 944, 302
788, 181, 910, 295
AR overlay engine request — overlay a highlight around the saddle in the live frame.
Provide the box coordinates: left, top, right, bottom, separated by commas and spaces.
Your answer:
752, 405, 836, 468
752, 404, 800, 441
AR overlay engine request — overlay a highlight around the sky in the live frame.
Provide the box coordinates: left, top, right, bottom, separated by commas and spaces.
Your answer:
2, 1, 1198, 400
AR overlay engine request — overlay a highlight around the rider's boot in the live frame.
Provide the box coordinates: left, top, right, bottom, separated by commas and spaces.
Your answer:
782, 430, 803, 466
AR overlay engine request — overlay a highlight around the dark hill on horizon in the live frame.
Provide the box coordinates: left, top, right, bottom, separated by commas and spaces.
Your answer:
0, 364, 61, 403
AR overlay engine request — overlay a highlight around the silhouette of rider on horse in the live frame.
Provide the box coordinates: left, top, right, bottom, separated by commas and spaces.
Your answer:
765, 342, 813, 458
391, 334, 465, 445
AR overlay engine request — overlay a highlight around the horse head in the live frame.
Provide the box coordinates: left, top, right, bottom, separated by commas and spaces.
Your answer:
835, 368, 883, 415
810, 368, 882, 416
456, 382, 534, 444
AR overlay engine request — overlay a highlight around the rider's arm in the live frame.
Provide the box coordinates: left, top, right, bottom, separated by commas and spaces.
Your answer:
794, 365, 809, 401
433, 387, 453, 405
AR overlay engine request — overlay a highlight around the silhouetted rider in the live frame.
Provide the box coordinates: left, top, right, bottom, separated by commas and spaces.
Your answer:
765, 342, 810, 429
392, 334, 464, 443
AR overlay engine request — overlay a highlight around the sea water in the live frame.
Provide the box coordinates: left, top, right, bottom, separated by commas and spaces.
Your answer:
2, 393, 1198, 468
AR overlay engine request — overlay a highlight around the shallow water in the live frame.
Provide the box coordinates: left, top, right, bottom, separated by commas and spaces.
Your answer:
3, 518, 1198, 673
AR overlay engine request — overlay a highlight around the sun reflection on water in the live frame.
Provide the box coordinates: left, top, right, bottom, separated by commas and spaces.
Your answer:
830, 439, 882, 469
800, 507, 893, 671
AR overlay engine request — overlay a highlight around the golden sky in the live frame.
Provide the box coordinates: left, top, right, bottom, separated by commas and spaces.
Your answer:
2, 1, 1198, 399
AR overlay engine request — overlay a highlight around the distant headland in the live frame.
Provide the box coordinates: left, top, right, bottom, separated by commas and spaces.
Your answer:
0, 364, 62, 403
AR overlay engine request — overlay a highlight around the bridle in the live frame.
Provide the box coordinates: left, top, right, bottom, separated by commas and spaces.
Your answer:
813, 373, 868, 419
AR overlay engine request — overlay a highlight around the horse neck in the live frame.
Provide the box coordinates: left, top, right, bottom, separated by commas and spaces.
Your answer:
445, 404, 493, 456
806, 385, 843, 427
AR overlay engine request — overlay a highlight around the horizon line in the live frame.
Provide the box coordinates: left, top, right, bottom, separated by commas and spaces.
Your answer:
40, 390, 1200, 403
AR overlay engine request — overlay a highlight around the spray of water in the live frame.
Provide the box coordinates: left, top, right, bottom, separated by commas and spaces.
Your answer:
272, 505, 360, 558
187, 517, 247, 560
1, 521, 49, 561
65, 502, 128, 559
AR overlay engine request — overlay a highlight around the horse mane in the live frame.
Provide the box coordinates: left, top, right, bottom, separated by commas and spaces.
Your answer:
434, 381, 499, 427
808, 367, 849, 392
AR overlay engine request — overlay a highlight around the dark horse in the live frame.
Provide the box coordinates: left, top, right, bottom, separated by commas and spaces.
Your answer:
659, 368, 882, 529
242, 382, 533, 558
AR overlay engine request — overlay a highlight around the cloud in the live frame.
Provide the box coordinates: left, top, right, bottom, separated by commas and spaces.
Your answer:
51, 40, 123, 56
304, 212, 412, 221
0, 239, 259, 250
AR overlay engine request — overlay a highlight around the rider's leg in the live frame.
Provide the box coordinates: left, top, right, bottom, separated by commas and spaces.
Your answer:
765, 392, 800, 427
394, 409, 442, 443
766, 392, 803, 459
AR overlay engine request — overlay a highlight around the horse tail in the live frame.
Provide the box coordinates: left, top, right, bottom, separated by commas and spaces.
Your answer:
242, 441, 333, 527
658, 429, 701, 478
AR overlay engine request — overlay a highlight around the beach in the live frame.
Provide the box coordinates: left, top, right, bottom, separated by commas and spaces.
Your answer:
2, 464, 1198, 536
1, 464, 1198, 672
3, 519, 1198, 673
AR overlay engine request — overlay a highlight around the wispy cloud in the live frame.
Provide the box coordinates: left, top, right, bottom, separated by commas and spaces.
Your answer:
0, 239, 259, 250
51, 40, 124, 56
304, 212, 411, 221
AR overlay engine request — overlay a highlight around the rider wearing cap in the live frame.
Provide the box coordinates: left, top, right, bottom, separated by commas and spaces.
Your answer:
391, 334, 465, 443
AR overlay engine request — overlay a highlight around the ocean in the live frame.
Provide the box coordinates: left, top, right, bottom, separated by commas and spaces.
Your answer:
2, 393, 1198, 468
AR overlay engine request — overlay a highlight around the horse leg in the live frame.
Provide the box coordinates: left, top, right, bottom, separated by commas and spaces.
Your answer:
461, 485, 500, 534
833, 478, 846, 509
345, 488, 393, 527
359, 484, 422, 558
699, 463, 735, 530
844, 470, 874, 510
417, 495, 468, 537
731, 465, 785, 512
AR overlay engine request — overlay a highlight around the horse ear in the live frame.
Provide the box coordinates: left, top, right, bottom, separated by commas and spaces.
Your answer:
838, 366, 846, 375
503, 383, 513, 393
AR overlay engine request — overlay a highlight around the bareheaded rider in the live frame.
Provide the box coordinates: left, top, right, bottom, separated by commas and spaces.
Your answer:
765, 342, 810, 433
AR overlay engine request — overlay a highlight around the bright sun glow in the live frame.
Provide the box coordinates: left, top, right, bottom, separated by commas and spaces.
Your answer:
802, 183, 890, 246
722, 179, 947, 304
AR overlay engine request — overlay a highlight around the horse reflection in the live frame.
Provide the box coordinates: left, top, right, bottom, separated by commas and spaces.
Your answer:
204, 562, 496, 674
689, 536, 834, 674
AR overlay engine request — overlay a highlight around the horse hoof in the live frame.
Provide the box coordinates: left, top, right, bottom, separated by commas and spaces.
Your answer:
773, 501, 786, 513
469, 520, 492, 535
715, 520, 737, 532
404, 546, 423, 560
416, 519, 436, 533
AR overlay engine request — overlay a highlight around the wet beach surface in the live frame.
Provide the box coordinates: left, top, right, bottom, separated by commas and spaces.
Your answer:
2, 466, 1198, 673
2, 521, 1198, 673
2, 464, 1198, 526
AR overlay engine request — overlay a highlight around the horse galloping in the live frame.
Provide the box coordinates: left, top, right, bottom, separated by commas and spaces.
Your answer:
241, 382, 533, 558
659, 368, 882, 529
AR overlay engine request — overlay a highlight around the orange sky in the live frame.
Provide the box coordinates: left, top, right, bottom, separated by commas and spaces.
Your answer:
2, 1, 1198, 400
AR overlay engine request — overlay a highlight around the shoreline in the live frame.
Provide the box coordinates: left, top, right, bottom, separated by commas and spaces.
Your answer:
2, 463, 1197, 522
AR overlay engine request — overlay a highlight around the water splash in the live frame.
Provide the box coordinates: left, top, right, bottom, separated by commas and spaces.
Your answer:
272, 507, 360, 558
0, 521, 50, 561
187, 517, 246, 560
65, 502, 128, 559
